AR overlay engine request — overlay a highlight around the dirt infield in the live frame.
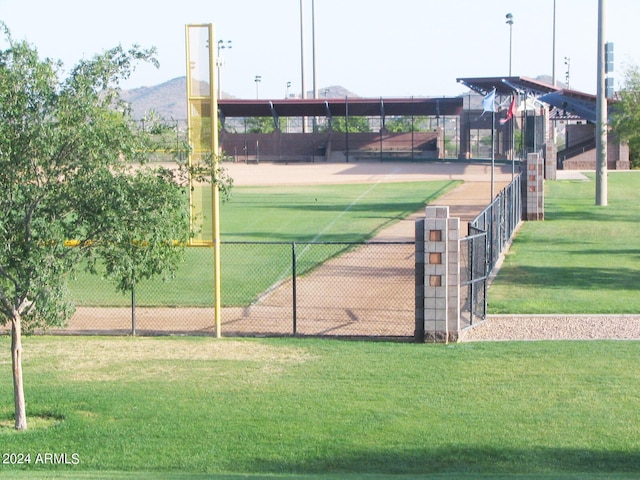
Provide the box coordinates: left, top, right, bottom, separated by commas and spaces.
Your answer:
52, 161, 514, 337
223, 161, 513, 239
224, 160, 514, 187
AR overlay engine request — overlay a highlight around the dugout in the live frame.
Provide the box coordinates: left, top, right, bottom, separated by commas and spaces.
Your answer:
217, 97, 463, 162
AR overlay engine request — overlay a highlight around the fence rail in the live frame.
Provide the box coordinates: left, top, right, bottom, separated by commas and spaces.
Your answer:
40, 241, 415, 338
460, 174, 522, 327
5, 178, 524, 341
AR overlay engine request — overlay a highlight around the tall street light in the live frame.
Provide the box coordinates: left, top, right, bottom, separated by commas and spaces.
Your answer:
254, 75, 261, 99
595, 0, 608, 206
216, 39, 231, 100
552, 0, 557, 86
506, 13, 514, 76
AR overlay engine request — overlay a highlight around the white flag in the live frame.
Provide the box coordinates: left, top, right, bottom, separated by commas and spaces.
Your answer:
482, 88, 496, 113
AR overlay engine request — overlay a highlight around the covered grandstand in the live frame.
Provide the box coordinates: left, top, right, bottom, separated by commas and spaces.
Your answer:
215, 76, 629, 169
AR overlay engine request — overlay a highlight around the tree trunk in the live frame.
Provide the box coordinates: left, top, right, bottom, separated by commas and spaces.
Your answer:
11, 316, 27, 430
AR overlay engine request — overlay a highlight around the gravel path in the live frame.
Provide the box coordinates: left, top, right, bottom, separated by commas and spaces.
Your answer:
461, 314, 640, 341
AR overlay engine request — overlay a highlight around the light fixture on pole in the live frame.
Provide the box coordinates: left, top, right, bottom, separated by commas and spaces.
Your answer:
552, 0, 557, 86
254, 75, 261, 99
506, 13, 514, 76
216, 39, 231, 100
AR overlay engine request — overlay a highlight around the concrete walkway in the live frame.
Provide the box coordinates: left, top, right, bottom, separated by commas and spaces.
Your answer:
373, 179, 512, 242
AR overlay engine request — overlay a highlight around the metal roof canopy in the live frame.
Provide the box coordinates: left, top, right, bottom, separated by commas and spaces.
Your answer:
457, 76, 609, 124
218, 96, 464, 122
538, 89, 616, 124
456, 76, 560, 97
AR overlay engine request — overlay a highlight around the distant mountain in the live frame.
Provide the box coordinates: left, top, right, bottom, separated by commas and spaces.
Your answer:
120, 77, 188, 120
120, 76, 558, 120
307, 85, 358, 99
120, 78, 359, 120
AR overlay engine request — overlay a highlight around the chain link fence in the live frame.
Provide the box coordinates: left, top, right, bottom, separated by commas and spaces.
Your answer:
460, 174, 522, 327
5, 176, 522, 339
48, 241, 415, 338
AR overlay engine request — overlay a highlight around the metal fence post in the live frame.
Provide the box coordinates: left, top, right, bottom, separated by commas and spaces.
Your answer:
292, 241, 297, 335
469, 230, 475, 324
131, 270, 136, 336
414, 219, 425, 342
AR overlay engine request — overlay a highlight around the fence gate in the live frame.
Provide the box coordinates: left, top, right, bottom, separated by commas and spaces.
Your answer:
460, 226, 488, 328
460, 173, 522, 329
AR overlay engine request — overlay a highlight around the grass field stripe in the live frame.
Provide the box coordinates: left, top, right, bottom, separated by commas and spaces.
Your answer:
254, 182, 383, 304
256, 171, 401, 304
307, 181, 382, 243
301, 168, 402, 249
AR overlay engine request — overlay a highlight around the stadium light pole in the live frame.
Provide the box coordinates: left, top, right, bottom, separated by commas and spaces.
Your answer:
506, 13, 514, 76
595, 0, 608, 206
552, 0, 557, 86
286, 81, 292, 132
216, 39, 231, 100
255, 75, 261, 99
299, 0, 307, 132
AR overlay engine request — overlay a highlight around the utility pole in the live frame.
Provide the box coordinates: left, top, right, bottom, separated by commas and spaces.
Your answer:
299, 0, 307, 132
506, 13, 514, 76
596, 0, 608, 206
552, 0, 556, 86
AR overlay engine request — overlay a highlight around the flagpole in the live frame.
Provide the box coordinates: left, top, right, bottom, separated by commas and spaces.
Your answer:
511, 122, 515, 179
481, 87, 497, 202
511, 100, 515, 179
491, 110, 495, 201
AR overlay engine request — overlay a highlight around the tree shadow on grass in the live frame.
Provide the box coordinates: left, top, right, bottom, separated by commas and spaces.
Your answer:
545, 208, 640, 223
247, 445, 640, 477
497, 265, 640, 291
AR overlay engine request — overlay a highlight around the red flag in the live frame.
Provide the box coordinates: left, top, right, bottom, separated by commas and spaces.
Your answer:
500, 94, 517, 125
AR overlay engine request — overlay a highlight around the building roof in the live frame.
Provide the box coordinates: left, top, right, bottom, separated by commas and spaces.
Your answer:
538, 89, 616, 124
457, 76, 616, 124
456, 76, 560, 96
217, 96, 464, 121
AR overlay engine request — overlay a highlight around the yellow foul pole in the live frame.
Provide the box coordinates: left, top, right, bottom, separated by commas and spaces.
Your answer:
186, 24, 222, 337
209, 24, 222, 338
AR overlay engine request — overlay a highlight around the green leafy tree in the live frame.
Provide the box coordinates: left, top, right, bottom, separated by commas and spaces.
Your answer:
324, 116, 371, 133
610, 65, 640, 169
385, 116, 429, 133
246, 116, 275, 133
0, 24, 202, 430
386, 116, 411, 133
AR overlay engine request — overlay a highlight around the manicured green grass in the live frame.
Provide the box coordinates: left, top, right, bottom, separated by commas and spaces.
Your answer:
489, 172, 640, 314
1, 336, 639, 479
67, 180, 457, 307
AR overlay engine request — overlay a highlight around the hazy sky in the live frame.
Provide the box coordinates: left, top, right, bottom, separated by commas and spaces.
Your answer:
1, 0, 638, 98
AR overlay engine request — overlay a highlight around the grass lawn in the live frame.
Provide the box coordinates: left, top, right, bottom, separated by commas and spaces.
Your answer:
67, 180, 457, 307
488, 171, 640, 313
1, 336, 640, 479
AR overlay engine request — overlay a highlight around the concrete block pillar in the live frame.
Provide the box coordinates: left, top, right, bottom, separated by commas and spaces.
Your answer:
525, 153, 544, 221
545, 143, 557, 180
415, 206, 460, 343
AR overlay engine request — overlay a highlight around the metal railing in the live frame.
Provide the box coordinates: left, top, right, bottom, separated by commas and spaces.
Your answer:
460, 174, 522, 327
